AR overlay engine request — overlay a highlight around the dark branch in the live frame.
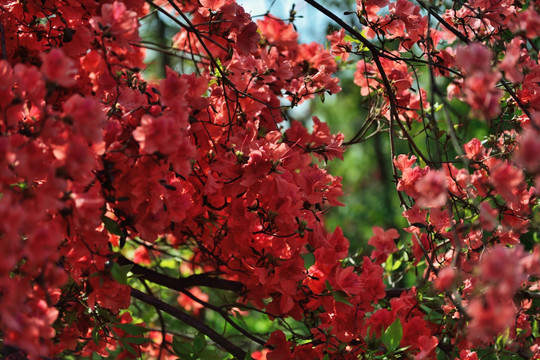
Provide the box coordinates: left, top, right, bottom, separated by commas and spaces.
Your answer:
415, 0, 470, 43
0, 24, 6, 60
385, 287, 408, 299
117, 255, 245, 292
131, 288, 247, 359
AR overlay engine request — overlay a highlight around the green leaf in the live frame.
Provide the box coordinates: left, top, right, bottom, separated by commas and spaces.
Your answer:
110, 262, 133, 285
365, 325, 373, 341
65, 311, 77, 325
420, 305, 443, 321
122, 336, 151, 345
332, 290, 352, 306
172, 336, 194, 357
10, 181, 28, 190
532, 318, 539, 338
213, 58, 225, 78
385, 253, 393, 265
102, 215, 122, 236
496, 328, 510, 350
325, 280, 333, 292
92, 327, 100, 346
118, 339, 138, 356
114, 323, 150, 336
382, 318, 402, 352
160, 257, 178, 270
193, 332, 206, 353
343, 30, 369, 51
343, 34, 361, 44
302, 252, 315, 269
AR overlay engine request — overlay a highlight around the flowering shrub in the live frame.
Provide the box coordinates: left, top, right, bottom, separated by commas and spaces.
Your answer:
0, 0, 539, 359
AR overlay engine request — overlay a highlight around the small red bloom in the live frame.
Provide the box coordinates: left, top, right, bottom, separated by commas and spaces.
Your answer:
433, 266, 456, 291
41, 48, 78, 87
368, 226, 399, 264
415, 170, 448, 208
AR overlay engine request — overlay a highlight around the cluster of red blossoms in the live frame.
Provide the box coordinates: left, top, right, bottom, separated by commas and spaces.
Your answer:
0, 0, 539, 359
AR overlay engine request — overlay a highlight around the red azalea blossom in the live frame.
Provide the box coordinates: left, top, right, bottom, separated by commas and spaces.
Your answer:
1, 0, 539, 359
368, 226, 399, 263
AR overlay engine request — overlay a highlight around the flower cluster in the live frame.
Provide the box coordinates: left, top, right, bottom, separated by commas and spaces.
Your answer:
0, 0, 539, 359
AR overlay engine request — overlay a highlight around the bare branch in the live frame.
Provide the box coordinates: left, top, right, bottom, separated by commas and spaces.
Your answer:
131, 288, 247, 359
117, 255, 245, 292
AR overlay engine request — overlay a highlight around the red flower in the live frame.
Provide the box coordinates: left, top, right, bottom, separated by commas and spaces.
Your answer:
467, 297, 516, 345
41, 48, 78, 87
237, 22, 260, 55
90, 1, 140, 47
415, 170, 448, 208
490, 161, 525, 204
368, 226, 399, 263
433, 266, 456, 291
334, 266, 362, 295
266, 331, 293, 360
327, 29, 351, 61
200, 0, 229, 11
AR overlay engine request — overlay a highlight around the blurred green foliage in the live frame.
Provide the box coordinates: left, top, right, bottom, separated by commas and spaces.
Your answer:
313, 73, 407, 253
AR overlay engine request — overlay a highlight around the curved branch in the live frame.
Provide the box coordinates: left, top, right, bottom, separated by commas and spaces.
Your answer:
130, 288, 247, 360
116, 255, 245, 292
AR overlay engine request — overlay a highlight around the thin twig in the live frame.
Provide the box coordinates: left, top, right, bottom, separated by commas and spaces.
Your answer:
0, 24, 6, 60
304, 0, 431, 165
